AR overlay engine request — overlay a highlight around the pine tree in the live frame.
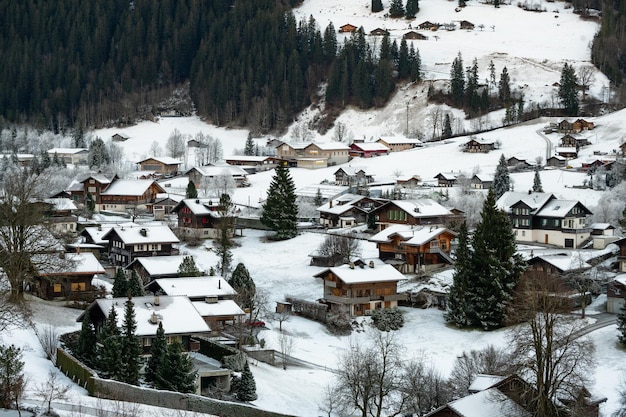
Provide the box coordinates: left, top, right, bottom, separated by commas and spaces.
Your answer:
215, 193, 235, 277
469, 188, 526, 329
488, 60, 496, 94
559, 62, 579, 116
237, 361, 258, 401
492, 154, 511, 200
112, 268, 128, 298
498, 67, 511, 105
398, 39, 410, 79
76, 312, 96, 365
97, 307, 123, 380
127, 270, 144, 297
145, 321, 167, 386
178, 255, 202, 277
408, 44, 421, 82
618, 304, 626, 345
261, 164, 298, 240
88, 137, 111, 168
119, 297, 141, 385
465, 58, 480, 114
314, 188, 324, 207
443, 114, 453, 139
186, 180, 198, 199
450, 52, 465, 106
230, 263, 256, 309
372, 0, 384, 12
532, 166, 544, 192
405, 0, 419, 18
158, 341, 197, 393
445, 222, 473, 327
244, 135, 255, 156
389, 0, 405, 17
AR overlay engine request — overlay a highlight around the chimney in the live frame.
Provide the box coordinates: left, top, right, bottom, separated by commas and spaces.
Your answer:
369, 261, 375, 268
59, 252, 65, 259
140, 228, 147, 237
154, 294, 160, 306
329, 200, 333, 208
349, 262, 355, 269
150, 311, 159, 324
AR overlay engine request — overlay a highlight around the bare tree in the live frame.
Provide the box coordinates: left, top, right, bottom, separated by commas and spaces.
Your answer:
274, 309, 291, 332
35, 370, 71, 415
34, 324, 59, 362
448, 345, 514, 397
318, 384, 340, 417
278, 332, 295, 370
400, 355, 452, 416
577, 66, 596, 101
149, 141, 162, 157
508, 273, 596, 417
332, 122, 353, 143
166, 128, 186, 159
316, 233, 362, 266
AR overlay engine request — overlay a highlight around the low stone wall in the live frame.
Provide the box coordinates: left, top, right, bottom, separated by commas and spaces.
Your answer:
56, 348, 97, 394
244, 347, 276, 366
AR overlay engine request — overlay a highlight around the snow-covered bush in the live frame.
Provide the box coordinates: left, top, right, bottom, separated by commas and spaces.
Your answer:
371, 308, 405, 331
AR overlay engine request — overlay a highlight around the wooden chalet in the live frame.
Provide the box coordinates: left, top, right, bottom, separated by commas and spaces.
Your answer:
463, 137, 496, 153
608, 275, 626, 313
615, 238, 626, 276
376, 137, 422, 152
418, 21, 439, 30
276, 141, 350, 168
334, 166, 374, 186
403, 30, 428, 40
33, 252, 105, 301
77, 295, 210, 354
556, 146, 578, 159
41, 198, 79, 235
317, 194, 384, 228
369, 225, 456, 273
99, 179, 165, 213
369, 28, 389, 36
558, 119, 575, 133
125, 255, 188, 284
574, 118, 595, 131
434, 172, 457, 187
103, 225, 179, 267
172, 198, 233, 239
470, 174, 494, 189
314, 260, 407, 316
620, 142, 626, 155
152, 193, 184, 219
339, 23, 357, 33
223, 155, 280, 173
507, 156, 532, 169
111, 132, 130, 142
396, 175, 421, 188
186, 164, 250, 188
370, 199, 456, 230
546, 155, 567, 167
47, 148, 89, 166
459, 20, 475, 29
349, 142, 390, 158
136, 157, 182, 176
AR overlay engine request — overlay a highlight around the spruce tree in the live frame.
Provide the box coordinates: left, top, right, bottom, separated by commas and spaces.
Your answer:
389, 0, 405, 17
145, 322, 167, 386
230, 263, 256, 309
443, 114, 453, 139
445, 222, 473, 327
97, 307, 123, 380
558, 62, 579, 116
450, 52, 465, 106
398, 39, 410, 79
492, 154, 511, 200
112, 268, 128, 298
244, 135, 255, 156
618, 304, 626, 345
469, 188, 525, 329
127, 270, 144, 297
313, 188, 324, 207
215, 193, 235, 277
88, 137, 111, 168
498, 67, 511, 105
405, 0, 419, 18
119, 297, 141, 385
408, 44, 421, 82
261, 164, 298, 240
532, 166, 544, 192
186, 180, 198, 199
372, 0, 384, 12
237, 361, 258, 401
466, 58, 480, 114
178, 255, 202, 277
76, 312, 97, 365
158, 341, 197, 393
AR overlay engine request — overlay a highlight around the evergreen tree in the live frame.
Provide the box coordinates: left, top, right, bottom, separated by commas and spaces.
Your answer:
389, 0, 405, 17
498, 67, 511, 105
405, 0, 419, 18
398, 39, 410, 79
112, 268, 128, 298
119, 297, 141, 385
445, 222, 473, 327
158, 341, 197, 393
314, 188, 324, 207
0, 344, 25, 410
450, 52, 465, 106
186, 180, 198, 199
229, 263, 256, 309
178, 255, 202, 277
261, 164, 298, 240
145, 322, 167, 386
41, 151, 51, 169
532, 166, 544, 192
443, 114, 453, 139
97, 307, 122, 380
76, 312, 96, 365
468, 189, 525, 329
127, 270, 144, 297
492, 154, 511, 200
244, 135, 255, 156
88, 137, 111, 168
465, 58, 480, 114
458, 0, 467, 7
215, 193, 235, 277
73, 124, 85, 148
617, 304, 626, 345
408, 44, 421, 82
237, 361, 258, 401
367, 212, 377, 231
488, 60, 497, 94
558, 62, 579, 116
372, 0, 384, 12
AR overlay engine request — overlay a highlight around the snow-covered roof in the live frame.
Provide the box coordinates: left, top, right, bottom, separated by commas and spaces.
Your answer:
315, 261, 406, 284
387, 199, 453, 218
48, 147, 88, 154
496, 192, 555, 213
317, 194, 368, 215
175, 198, 222, 216
472, 174, 494, 182
192, 299, 246, 317
44, 198, 78, 211
81, 174, 112, 184
378, 136, 422, 145
223, 155, 277, 162
104, 225, 179, 245
589, 223, 614, 230
528, 253, 591, 272
536, 199, 581, 218
446, 387, 532, 417
87, 296, 210, 336
81, 226, 114, 245
351, 142, 390, 151
37, 252, 105, 275
468, 374, 507, 392
150, 276, 236, 298
369, 224, 454, 246
614, 274, 626, 287
435, 172, 457, 180
154, 193, 185, 203
186, 165, 248, 178
126, 255, 188, 276
137, 156, 182, 165
100, 179, 161, 196
312, 141, 351, 151
555, 146, 577, 153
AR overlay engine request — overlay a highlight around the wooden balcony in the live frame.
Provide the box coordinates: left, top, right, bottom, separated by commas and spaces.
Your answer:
325, 294, 372, 305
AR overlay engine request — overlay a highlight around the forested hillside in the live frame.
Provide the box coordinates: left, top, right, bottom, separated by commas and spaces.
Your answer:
0, 0, 419, 134
592, 0, 626, 94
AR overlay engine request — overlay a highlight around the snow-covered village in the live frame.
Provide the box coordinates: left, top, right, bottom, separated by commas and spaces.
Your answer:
1, 0, 626, 416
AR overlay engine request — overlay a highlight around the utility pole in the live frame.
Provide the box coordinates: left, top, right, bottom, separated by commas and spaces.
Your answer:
406, 101, 410, 135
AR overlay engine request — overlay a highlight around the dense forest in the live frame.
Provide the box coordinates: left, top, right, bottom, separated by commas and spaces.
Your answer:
591, 0, 626, 98
0, 0, 419, 134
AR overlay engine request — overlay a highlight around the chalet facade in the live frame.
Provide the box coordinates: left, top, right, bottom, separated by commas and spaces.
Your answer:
470, 174, 493, 189
223, 155, 280, 173
339, 23, 357, 33
186, 164, 250, 188
317, 194, 384, 228
369, 28, 389, 36
496, 192, 592, 248
546, 155, 567, 167
136, 157, 182, 176
334, 166, 374, 186
555, 146, 578, 159
403, 30, 428, 40
125, 255, 188, 284
171, 198, 226, 239
41, 198, 79, 235
369, 225, 456, 273
103, 225, 179, 267
349, 142, 390, 158
608, 275, 626, 313
463, 138, 495, 153
48, 148, 89, 165
459, 20, 475, 29
507, 156, 533, 170
111, 133, 130, 142
434, 172, 457, 187
276, 141, 350, 168
371, 199, 456, 230
376, 137, 422, 152
34, 252, 105, 300
99, 179, 165, 213
315, 261, 407, 316
418, 21, 439, 30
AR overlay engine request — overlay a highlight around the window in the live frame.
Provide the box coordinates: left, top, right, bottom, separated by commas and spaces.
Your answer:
71, 282, 86, 291
542, 219, 548, 226
150, 244, 159, 251
53, 284, 62, 293
521, 231, 525, 237
143, 338, 152, 347
88, 186, 96, 193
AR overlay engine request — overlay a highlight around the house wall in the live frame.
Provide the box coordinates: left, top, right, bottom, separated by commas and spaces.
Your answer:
36, 275, 94, 300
